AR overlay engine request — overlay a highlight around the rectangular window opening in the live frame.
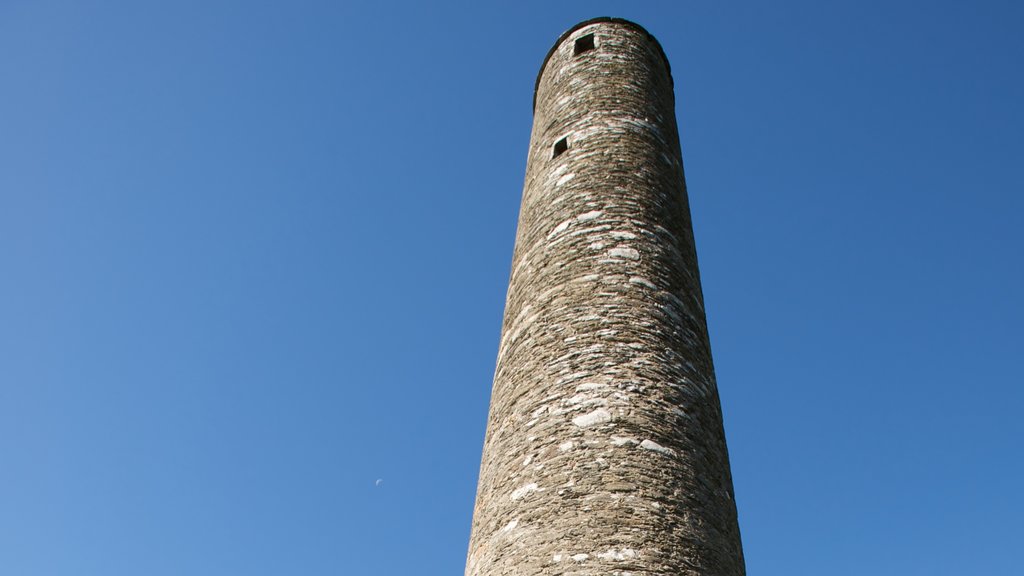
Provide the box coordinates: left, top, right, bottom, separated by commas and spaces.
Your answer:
574, 34, 595, 55
553, 137, 569, 159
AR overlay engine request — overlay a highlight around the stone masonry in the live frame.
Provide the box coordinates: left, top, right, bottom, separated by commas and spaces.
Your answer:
465, 18, 745, 576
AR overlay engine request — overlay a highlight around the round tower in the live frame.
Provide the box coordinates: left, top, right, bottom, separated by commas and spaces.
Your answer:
466, 18, 745, 576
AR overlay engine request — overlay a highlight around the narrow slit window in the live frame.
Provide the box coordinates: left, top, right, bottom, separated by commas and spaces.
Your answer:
574, 33, 595, 55
553, 137, 569, 158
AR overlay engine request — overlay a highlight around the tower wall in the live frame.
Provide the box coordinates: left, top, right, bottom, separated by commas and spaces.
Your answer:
466, 19, 745, 576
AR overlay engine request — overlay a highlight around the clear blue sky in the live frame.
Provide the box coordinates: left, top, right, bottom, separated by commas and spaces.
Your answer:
2, 1, 1022, 574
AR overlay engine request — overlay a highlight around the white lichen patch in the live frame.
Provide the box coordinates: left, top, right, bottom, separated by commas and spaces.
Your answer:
571, 553, 590, 562
640, 439, 676, 456
502, 519, 519, 532
522, 455, 533, 466
597, 548, 638, 561
611, 435, 639, 447
556, 173, 576, 187
610, 230, 637, 240
510, 482, 540, 501
608, 246, 640, 260
548, 218, 573, 239
572, 408, 612, 428
566, 394, 607, 408
552, 554, 563, 563
588, 241, 606, 250
558, 440, 574, 452
568, 224, 612, 238
629, 276, 658, 290
577, 210, 603, 222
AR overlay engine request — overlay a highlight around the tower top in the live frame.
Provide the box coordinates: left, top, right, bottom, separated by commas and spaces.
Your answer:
533, 17, 674, 111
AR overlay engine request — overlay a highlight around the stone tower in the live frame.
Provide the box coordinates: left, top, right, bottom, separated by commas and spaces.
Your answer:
465, 18, 745, 576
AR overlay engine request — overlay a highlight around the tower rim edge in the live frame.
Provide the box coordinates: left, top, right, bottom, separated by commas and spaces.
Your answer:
532, 16, 674, 112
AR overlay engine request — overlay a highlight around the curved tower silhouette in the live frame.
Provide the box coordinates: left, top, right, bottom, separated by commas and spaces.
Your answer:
466, 18, 745, 576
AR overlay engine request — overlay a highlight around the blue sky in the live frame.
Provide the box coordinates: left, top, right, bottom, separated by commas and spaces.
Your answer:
1, 1, 1022, 574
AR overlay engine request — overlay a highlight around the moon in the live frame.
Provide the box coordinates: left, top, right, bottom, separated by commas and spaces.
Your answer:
375, 478, 383, 487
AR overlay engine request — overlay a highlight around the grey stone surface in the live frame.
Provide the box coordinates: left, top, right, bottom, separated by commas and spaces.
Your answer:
466, 19, 745, 576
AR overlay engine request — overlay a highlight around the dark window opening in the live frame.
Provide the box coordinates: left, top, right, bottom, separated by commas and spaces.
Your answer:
574, 34, 595, 55
553, 137, 569, 158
